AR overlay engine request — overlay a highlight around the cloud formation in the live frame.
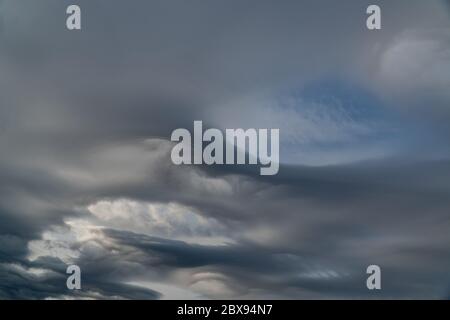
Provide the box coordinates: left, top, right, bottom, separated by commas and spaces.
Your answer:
0, 0, 450, 299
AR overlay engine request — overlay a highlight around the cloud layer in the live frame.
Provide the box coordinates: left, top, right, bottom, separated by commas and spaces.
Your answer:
1, 0, 450, 299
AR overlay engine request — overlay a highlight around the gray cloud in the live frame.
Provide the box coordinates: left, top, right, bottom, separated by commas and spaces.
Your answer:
0, 0, 450, 299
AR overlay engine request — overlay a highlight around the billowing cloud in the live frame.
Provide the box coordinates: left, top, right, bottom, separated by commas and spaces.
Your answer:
0, 0, 449, 299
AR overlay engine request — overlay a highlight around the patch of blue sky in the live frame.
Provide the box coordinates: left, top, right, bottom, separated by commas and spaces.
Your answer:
276, 79, 421, 165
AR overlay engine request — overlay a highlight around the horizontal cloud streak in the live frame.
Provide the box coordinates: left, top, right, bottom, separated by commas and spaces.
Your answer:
0, 0, 449, 299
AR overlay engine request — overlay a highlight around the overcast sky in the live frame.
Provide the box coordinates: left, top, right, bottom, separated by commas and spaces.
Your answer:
1, 0, 450, 299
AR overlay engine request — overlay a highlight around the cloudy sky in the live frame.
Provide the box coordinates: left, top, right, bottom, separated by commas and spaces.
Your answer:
1, 0, 450, 299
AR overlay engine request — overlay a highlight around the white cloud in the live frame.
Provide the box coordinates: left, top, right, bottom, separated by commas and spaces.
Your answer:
27, 219, 104, 264
87, 199, 232, 245
377, 29, 450, 107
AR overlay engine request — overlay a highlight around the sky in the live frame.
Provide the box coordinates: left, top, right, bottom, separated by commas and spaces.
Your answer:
1, 0, 450, 299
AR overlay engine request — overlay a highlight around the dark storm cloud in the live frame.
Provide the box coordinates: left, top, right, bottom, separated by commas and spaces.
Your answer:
0, 0, 450, 299
9, 156, 447, 299
0, 256, 160, 299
